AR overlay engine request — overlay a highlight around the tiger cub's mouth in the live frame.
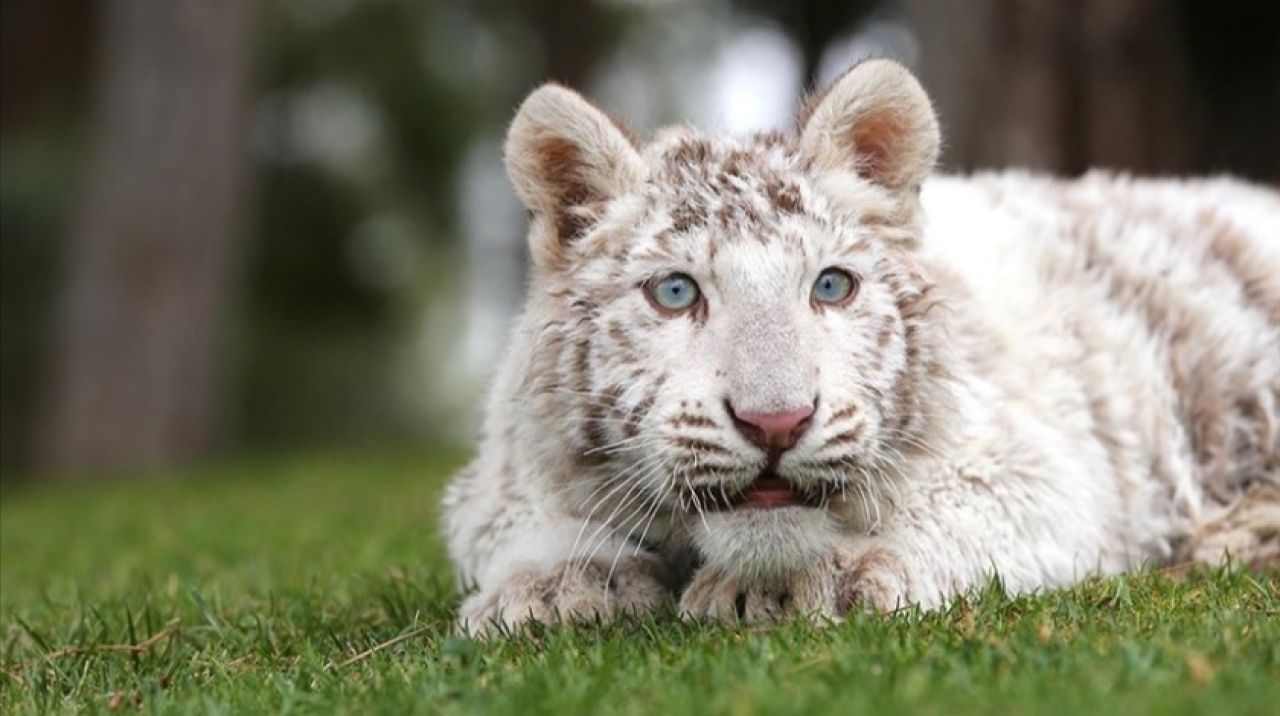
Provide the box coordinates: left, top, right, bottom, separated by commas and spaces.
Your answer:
687, 472, 835, 512
735, 475, 805, 509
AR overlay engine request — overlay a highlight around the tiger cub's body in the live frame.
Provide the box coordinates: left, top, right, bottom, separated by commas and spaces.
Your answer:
443, 61, 1280, 632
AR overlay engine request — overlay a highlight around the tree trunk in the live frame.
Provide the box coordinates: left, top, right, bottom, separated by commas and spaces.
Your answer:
41, 0, 254, 472
902, 0, 1193, 175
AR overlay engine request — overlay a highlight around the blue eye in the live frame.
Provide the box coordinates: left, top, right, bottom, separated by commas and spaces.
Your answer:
812, 268, 857, 305
647, 273, 701, 312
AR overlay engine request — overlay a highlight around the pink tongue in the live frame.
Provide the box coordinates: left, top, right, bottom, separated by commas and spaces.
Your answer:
739, 476, 801, 508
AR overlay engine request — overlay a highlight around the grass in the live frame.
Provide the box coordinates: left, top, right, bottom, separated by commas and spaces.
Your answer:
1, 449, 1277, 714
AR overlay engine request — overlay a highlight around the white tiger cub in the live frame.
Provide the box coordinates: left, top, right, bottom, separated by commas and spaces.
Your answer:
442, 59, 1280, 632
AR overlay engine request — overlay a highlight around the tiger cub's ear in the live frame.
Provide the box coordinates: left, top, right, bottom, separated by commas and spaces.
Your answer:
797, 59, 940, 192
505, 84, 645, 271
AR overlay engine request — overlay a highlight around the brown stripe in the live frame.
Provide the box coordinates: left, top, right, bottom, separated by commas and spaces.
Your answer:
672, 436, 729, 456
608, 322, 636, 355
626, 394, 656, 437
671, 413, 717, 428
1054, 196, 1238, 493
877, 321, 894, 347
823, 424, 865, 449
828, 404, 859, 423
1201, 208, 1280, 323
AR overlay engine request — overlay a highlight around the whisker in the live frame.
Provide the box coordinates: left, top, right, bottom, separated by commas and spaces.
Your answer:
582, 434, 662, 457
681, 471, 712, 534
570, 458, 667, 574
565, 460, 658, 570
574, 472, 664, 581
570, 457, 655, 509
606, 482, 670, 598
630, 481, 669, 557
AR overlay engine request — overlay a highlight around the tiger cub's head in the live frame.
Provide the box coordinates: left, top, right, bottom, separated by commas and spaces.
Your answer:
506, 60, 951, 577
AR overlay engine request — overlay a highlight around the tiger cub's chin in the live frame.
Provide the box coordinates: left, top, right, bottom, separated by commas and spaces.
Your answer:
692, 506, 838, 581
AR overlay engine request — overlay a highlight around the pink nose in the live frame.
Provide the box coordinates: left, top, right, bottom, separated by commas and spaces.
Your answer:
728, 403, 815, 453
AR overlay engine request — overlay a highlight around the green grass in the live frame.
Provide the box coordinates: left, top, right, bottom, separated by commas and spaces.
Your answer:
1, 450, 1277, 714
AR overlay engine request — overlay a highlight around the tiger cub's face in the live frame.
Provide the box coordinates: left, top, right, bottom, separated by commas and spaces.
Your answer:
506, 60, 947, 576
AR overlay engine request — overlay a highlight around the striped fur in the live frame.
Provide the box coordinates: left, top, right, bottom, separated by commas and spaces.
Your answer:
443, 60, 1280, 633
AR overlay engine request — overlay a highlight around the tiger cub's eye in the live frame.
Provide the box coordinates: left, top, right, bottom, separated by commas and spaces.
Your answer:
812, 268, 858, 305
646, 273, 701, 312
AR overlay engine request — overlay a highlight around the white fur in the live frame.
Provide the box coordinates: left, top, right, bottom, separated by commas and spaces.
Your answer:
443, 61, 1280, 632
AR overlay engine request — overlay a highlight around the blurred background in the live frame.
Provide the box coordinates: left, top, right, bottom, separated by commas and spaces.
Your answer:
2, 0, 1277, 479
